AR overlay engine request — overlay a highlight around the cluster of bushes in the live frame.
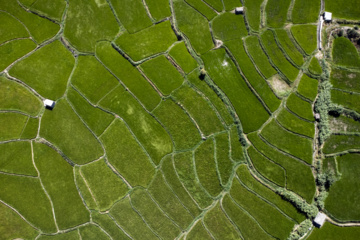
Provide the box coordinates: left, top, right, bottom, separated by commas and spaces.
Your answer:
315, 160, 339, 209
287, 219, 313, 240
333, 27, 360, 45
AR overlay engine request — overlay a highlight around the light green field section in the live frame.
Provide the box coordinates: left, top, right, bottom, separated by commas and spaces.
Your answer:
115, 21, 177, 61
40, 99, 104, 164
275, 29, 304, 67
91, 212, 130, 239
173, 0, 214, 54
323, 134, 360, 154
0, 77, 42, 116
325, 154, 360, 221
212, 13, 248, 42
140, 55, 184, 95
297, 74, 319, 101
265, 0, 291, 28
277, 108, 315, 138
169, 42, 198, 73
230, 126, 245, 162
109, 0, 152, 33
215, 132, 233, 185
292, 0, 320, 23
203, 0, 223, 12
71, 55, 118, 104
172, 84, 224, 136
79, 224, 110, 240
99, 86, 173, 165
145, 0, 171, 21
37, 230, 79, 240
153, 98, 201, 150
9, 40, 74, 100
260, 119, 313, 164
332, 37, 360, 68
186, 220, 213, 239
0, 203, 38, 240
0, 112, 28, 141
100, 119, 155, 187
309, 57, 322, 75
20, 117, 39, 140
19, 0, 66, 21
331, 68, 360, 93
243, 0, 263, 31
34, 143, 89, 230
0, 39, 36, 72
0, 11, 29, 43
0, 141, 36, 176
185, 0, 217, 20
64, 0, 118, 52
202, 48, 270, 133
74, 167, 97, 210
325, 0, 360, 20
95, 41, 160, 111
223, 0, 242, 11
331, 89, 360, 113
291, 25, 317, 55
80, 160, 129, 211
308, 222, 360, 240
286, 93, 314, 121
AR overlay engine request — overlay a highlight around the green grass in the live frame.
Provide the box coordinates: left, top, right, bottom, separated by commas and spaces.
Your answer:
9, 40, 74, 100
245, 36, 277, 79
332, 37, 360, 68
0, 202, 39, 240
40, 99, 103, 164
169, 42, 198, 73
20, 117, 39, 139
95, 41, 160, 111
173, 0, 214, 54
248, 132, 315, 202
153, 98, 201, 150
174, 151, 213, 209
329, 115, 360, 133
230, 177, 295, 240
291, 25, 317, 55
308, 222, 360, 240
291, 0, 320, 23
195, 139, 223, 197
0, 112, 28, 141
115, 21, 177, 61
275, 29, 304, 66
148, 171, 194, 229
0, 12, 29, 43
74, 167, 97, 210
67, 88, 114, 136
79, 224, 110, 240
64, 0, 118, 52
0, 141, 37, 176
277, 108, 315, 138
202, 48, 270, 133
243, 0, 263, 31
261, 119, 313, 164
186, 220, 213, 239
130, 188, 181, 239
261, 30, 300, 82
286, 93, 314, 121
92, 212, 131, 239
110, 197, 158, 240
226, 39, 281, 112
325, 0, 360, 20
223, 0, 242, 11
331, 68, 360, 93
230, 125, 245, 162
184, 0, 217, 20
145, 0, 171, 21
71, 55, 118, 104
265, 0, 292, 28
331, 89, 360, 113
0, 174, 56, 232
297, 74, 319, 101
140, 55, 184, 95
203, 0, 223, 12
323, 134, 360, 154
172, 84, 224, 136
110, 0, 152, 33
0, 39, 36, 72
212, 13, 248, 42
34, 142, 89, 229
248, 146, 286, 187
21, 0, 66, 21
203, 203, 241, 240
187, 70, 234, 126
0, 76, 42, 116
80, 159, 129, 211
100, 119, 155, 187
161, 155, 202, 216
325, 154, 360, 221
99, 86, 173, 165
237, 165, 305, 223
222, 194, 274, 240
215, 132, 233, 185
308, 57, 322, 75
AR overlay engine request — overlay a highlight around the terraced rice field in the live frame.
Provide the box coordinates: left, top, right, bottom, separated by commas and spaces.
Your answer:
1, 0, 360, 239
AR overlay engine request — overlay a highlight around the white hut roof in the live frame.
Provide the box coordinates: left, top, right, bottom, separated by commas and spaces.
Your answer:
324, 12, 332, 21
314, 212, 326, 227
44, 99, 55, 108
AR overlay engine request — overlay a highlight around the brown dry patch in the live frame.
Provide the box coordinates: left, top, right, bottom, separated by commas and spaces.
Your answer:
268, 74, 291, 98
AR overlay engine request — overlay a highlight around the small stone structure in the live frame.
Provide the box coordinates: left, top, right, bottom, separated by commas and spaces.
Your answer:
313, 212, 326, 228
44, 99, 55, 110
235, 7, 244, 15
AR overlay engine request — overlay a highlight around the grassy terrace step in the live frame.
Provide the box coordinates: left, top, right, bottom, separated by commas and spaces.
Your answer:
297, 74, 319, 101
323, 134, 360, 154
79, 224, 110, 240
115, 21, 177, 62
332, 37, 360, 68
277, 108, 315, 138
309, 57, 322, 75
0, 11, 29, 44
325, 154, 360, 221
244, 0, 263, 31
212, 13, 248, 42
34, 143, 89, 229
325, 0, 360, 20
215, 132, 233, 185
9, 40, 74, 100
225, 39, 281, 112
169, 42, 198, 74
230, 125, 245, 162
265, 0, 291, 28
202, 48, 269, 133
203, 0, 223, 12
173, 0, 214, 54
0, 76, 42, 116
184, 0, 217, 20
0, 112, 30, 141
261, 30, 299, 82
18, 0, 66, 22
286, 93, 314, 121
248, 133, 315, 202
92, 212, 131, 239
291, 0, 320, 24
186, 220, 213, 239
308, 222, 360, 240
275, 29, 304, 67
260, 119, 313, 164
290, 25, 317, 55
244, 36, 277, 79
37, 230, 79, 240
145, 0, 171, 21
331, 68, 360, 93
331, 89, 360, 113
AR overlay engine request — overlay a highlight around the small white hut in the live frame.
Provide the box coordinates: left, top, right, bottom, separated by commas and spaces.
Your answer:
44, 99, 55, 110
324, 12, 332, 22
314, 212, 326, 228
235, 7, 244, 15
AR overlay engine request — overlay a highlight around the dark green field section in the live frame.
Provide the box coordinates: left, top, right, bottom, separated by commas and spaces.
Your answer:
331, 89, 360, 113
286, 93, 314, 121
297, 74, 319, 101
18, 0, 66, 21
244, 0, 263, 31
212, 13, 248, 42
265, 0, 291, 28
185, 0, 217, 20
323, 134, 360, 154
145, 0, 171, 21
332, 37, 360, 68
330, 68, 360, 93
215, 132, 233, 186
325, 0, 360, 20
308, 222, 360, 240
309, 57, 322, 76
169, 42, 198, 73
292, 0, 320, 24
277, 108, 315, 138
290, 25, 317, 55
275, 29, 304, 67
